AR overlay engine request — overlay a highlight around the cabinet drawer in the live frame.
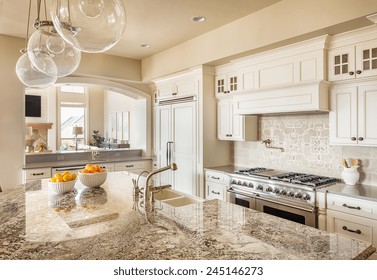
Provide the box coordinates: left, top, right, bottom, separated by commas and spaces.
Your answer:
327, 209, 376, 244
114, 161, 147, 171
205, 171, 229, 184
327, 193, 377, 220
206, 182, 226, 201
24, 168, 51, 180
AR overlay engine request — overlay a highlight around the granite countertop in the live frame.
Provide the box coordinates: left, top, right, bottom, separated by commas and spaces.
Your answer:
0, 172, 375, 260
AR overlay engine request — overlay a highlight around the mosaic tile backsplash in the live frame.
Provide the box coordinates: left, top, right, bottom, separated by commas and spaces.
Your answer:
233, 113, 377, 186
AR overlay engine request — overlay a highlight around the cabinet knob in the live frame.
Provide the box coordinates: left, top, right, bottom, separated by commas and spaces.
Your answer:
356, 70, 362, 74
211, 191, 221, 195
358, 137, 364, 141
351, 137, 357, 141
349, 71, 355, 76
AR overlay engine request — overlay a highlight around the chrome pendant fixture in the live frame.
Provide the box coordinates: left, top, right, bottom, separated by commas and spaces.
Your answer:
50, 0, 127, 53
27, 1, 81, 77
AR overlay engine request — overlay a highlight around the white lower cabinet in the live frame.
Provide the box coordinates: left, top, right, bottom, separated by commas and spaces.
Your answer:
114, 160, 151, 175
22, 167, 52, 183
205, 170, 229, 201
326, 193, 377, 259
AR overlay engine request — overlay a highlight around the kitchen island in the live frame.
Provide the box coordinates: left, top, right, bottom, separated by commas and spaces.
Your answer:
0, 171, 375, 260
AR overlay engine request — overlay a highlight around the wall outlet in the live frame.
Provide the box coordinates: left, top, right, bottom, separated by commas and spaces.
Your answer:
57, 155, 64, 161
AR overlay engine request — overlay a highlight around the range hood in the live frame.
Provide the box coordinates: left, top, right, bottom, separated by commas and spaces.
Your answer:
233, 81, 329, 115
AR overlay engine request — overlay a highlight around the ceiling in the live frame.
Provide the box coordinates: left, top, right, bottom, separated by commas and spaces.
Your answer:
0, 0, 281, 60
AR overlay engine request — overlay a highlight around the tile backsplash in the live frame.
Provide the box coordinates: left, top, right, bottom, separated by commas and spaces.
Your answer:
233, 113, 377, 186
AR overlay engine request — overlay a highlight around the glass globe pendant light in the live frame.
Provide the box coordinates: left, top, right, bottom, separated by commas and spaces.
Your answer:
27, 22, 81, 77
15, 0, 57, 88
50, 0, 126, 53
16, 50, 57, 88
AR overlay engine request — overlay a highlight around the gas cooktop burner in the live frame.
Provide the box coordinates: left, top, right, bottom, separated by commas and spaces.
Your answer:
269, 172, 338, 187
235, 167, 272, 174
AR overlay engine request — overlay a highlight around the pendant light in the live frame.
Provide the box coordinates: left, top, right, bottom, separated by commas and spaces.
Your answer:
50, 0, 127, 53
15, 0, 57, 88
27, 0, 81, 77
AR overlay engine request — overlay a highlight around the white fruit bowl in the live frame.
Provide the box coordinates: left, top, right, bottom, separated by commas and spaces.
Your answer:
48, 179, 77, 194
78, 170, 108, 188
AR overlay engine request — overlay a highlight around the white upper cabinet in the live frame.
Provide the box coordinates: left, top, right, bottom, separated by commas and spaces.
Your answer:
215, 69, 239, 97
217, 98, 258, 141
328, 26, 377, 81
330, 82, 377, 146
329, 40, 377, 81
154, 72, 198, 100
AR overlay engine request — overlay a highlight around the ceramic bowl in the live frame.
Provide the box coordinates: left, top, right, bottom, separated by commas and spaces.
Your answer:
78, 170, 107, 188
48, 179, 77, 194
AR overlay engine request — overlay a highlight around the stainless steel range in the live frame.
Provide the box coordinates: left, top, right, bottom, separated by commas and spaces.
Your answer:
227, 167, 339, 228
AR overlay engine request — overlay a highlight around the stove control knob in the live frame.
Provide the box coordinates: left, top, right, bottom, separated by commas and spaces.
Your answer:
237, 180, 242, 185
280, 189, 287, 195
256, 185, 263, 191
248, 182, 254, 188
294, 192, 303, 199
287, 191, 294, 197
302, 194, 311, 201
231, 179, 237, 185
266, 186, 273, 192
242, 182, 248, 187
273, 188, 280, 194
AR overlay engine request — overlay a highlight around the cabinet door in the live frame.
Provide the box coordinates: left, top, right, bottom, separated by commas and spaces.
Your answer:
328, 46, 356, 81
329, 86, 358, 144
215, 74, 227, 95
171, 102, 196, 196
227, 72, 239, 93
358, 84, 377, 145
355, 40, 377, 79
206, 181, 226, 201
175, 78, 197, 97
217, 100, 230, 140
157, 83, 174, 98
229, 104, 244, 141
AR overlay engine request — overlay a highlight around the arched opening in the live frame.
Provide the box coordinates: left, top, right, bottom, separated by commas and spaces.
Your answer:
24, 77, 152, 157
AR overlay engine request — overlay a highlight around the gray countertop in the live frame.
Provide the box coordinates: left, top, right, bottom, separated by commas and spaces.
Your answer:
0, 172, 375, 260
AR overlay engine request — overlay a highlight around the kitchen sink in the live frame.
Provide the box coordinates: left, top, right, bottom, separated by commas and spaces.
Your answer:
162, 197, 200, 207
154, 189, 183, 200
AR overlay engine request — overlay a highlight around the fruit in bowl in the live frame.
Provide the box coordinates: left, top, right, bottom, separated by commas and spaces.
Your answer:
78, 164, 107, 188
48, 171, 77, 194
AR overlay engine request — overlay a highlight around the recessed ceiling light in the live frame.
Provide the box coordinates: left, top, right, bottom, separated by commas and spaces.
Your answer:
141, 44, 150, 48
192, 16, 206, 23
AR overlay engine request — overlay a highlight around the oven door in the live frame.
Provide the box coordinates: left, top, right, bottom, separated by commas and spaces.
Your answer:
255, 197, 317, 228
227, 189, 256, 209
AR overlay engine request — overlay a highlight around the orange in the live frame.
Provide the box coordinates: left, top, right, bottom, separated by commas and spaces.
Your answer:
71, 173, 77, 180
63, 174, 71, 182
85, 163, 93, 170
55, 173, 63, 179
57, 177, 64, 182
62, 171, 69, 176
50, 177, 57, 182
89, 166, 97, 173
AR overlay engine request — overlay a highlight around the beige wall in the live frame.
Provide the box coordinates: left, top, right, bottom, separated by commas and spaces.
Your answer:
88, 87, 105, 144
0, 35, 25, 191
141, 0, 377, 81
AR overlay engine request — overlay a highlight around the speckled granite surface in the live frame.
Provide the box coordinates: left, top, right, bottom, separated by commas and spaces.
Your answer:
0, 172, 375, 260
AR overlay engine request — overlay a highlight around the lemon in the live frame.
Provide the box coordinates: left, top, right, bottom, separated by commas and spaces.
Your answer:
50, 177, 57, 182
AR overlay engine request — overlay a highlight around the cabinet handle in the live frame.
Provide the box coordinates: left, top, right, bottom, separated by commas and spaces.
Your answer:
351, 137, 357, 141
358, 137, 364, 141
32, 172, 44, 176
349, 71, 355, 76
211, 176, 220, 180
342, 203, 361, 210
342, 226, 361, 234
356, 70, 362, 74
126, 165, 134, 168
211, 191, 221, 195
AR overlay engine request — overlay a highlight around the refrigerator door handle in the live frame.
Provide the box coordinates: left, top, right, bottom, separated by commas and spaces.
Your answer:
167, 141, 173, 165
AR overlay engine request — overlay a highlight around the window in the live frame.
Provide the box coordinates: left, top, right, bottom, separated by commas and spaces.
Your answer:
58, 86, 87, 150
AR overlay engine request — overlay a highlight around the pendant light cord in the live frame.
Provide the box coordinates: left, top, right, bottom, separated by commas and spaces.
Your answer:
22, 0, 32, 52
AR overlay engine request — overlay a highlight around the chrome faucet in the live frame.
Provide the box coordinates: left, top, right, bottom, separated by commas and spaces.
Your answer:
91, 151, 100, 160
143, 163, 177, 213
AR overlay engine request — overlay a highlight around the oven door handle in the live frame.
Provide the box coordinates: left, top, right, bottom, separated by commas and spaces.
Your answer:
227, 188, 258, 199
256, 196, 316, 213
